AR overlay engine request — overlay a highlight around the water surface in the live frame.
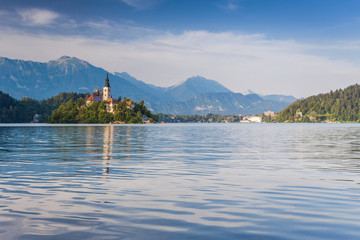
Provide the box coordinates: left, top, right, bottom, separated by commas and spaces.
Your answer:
0, 123, 359, 239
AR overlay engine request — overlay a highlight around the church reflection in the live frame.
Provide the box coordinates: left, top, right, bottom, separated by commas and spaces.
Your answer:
85, 125, 114, 175
85, 125, 148, 176
102, 125, 114, 175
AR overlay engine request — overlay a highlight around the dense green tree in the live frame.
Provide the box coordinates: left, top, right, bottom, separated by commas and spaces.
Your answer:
0, 91, 90, 123
276, 84, 360, 122
47, 96, 157, 124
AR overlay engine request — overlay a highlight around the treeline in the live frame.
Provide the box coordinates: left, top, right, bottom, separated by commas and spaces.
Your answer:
47, 98, 157, 124
157, 113, 243, 123
276, 84, 360, 122
0, 91, 88, 123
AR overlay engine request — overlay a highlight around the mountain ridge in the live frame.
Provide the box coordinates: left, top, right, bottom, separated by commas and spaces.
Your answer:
0, 56, 296, 115
152, 92, 290, 115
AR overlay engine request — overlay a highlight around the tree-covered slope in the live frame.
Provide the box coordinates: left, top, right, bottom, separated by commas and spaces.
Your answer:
0, 91, 89, 123
0, 91, 26, 123
276, 84, 360, 122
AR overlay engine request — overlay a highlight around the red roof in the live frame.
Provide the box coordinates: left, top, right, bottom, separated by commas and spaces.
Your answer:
106, 98, 119, 104
86, 93, 103, 102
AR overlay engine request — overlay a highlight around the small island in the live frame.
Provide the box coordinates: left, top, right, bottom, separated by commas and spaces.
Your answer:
47, 74, 157, 124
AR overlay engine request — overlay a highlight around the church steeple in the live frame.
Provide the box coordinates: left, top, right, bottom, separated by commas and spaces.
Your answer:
104, 73, 110, 88
103, 73, 111, 100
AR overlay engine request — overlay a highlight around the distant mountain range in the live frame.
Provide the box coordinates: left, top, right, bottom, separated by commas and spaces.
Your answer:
0, 56, 296, 115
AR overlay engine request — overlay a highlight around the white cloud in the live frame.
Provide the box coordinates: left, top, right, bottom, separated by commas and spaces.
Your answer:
120, 0, 163, 9
225, 2, 238, 11
219, 0, 240, 11
0, 29, 359, 98
83, 19, 157, 38
17, 8, 60, 26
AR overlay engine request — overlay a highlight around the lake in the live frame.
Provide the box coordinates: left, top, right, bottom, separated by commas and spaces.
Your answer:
0, 123, 359, 240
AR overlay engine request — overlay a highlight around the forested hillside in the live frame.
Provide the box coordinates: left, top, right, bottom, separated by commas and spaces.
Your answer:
276, 84, 360, 122
0, 91, 88, 123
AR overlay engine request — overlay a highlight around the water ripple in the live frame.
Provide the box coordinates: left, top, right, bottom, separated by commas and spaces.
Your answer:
0, 124, 360, 239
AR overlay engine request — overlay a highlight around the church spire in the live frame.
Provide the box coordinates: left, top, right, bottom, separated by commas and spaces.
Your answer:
103, 73, 112, 100
104, 73, 110, 87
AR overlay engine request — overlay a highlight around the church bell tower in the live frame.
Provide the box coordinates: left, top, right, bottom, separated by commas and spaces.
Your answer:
103, 73, 111, 100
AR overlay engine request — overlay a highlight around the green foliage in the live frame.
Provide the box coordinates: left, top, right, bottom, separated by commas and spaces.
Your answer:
0, 91, 27, 123
0, 90, 154, 124
261, 113, 275, 123
47, 96, 157, 124
0, 91, 89, 123
41, 92, 89, 107
276, 84, 360, 122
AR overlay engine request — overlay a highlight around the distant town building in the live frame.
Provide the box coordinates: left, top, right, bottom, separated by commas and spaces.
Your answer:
263, 111, 275, 117
126, 101, 135, 109
248, 116, 262, 123
86, 73, 119, 113
142, 115, 150, 123
296, 111, 303, 118
30, 114, 39, 123
224, 116, 234, 123
241, 115, 262, 123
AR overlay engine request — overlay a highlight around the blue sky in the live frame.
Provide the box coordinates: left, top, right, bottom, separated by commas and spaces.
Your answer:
1, 0, 360, 97
3, 0, 360, 40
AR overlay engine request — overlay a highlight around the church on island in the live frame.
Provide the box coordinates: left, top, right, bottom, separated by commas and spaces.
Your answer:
86, 73, 134, 113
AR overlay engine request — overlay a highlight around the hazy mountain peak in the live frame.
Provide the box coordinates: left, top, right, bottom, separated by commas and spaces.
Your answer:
262, 94, 297, 103
56, 56, 72, 61
0, 56, 9, 61
166, 75, 232, 102
187, 75, 208, 81
50, 56, 90, 69
116, 71, 131, 77
0, 56, 294, 115
242, 89, 258, 95
170, 75, 202, 88
185, 75, 216, 84
53, 56, 85, 64
115, 72, 136, 81
171, 75, 231, 89
0, 56, 10, 64
0, 56, 31, 65
185, 75, 231, 91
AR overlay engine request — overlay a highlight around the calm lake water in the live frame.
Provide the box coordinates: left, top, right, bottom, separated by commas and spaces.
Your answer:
0, 123, 359, 240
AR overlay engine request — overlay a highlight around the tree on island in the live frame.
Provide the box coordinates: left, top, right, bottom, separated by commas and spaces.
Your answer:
47, 96, 158, 124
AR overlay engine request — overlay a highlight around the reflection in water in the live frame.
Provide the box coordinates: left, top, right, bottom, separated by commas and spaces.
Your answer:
83, 125, 147, 175
0, 123, 359, 240
102, 126, 113, 175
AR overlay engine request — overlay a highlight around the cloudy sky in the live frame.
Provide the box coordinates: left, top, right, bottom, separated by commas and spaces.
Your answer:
1, 0, 360, 97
